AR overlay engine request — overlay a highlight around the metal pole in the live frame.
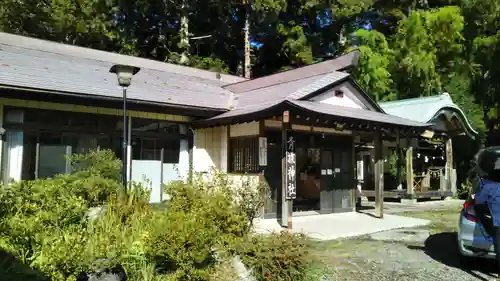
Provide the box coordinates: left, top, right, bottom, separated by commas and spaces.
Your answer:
122, 86, 128, 191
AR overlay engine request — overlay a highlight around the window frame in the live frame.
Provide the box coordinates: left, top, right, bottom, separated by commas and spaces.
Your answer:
229, 136, 260, 174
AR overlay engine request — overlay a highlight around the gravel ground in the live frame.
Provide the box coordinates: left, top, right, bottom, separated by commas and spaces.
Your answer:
312, 201, 498, 281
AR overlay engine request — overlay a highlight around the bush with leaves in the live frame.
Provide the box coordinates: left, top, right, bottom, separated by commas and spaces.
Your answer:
0, 149, 129, 280
0, 150, 280, 281
237, 232, 312, 281
0, 149, 315, 281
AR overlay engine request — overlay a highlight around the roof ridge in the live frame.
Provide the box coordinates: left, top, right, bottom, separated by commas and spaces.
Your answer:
239, 73, 327, 94
0, 32, 246, 84
224, 50, 358, 87
222, 50, 360, 93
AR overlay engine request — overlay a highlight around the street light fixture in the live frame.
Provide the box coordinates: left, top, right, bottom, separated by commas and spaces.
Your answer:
109, 64, 140, 190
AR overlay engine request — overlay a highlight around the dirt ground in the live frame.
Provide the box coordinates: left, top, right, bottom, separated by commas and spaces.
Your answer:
311, 201, 499, 281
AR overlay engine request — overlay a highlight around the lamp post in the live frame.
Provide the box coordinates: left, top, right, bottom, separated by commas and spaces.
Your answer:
109, 64, 140, 190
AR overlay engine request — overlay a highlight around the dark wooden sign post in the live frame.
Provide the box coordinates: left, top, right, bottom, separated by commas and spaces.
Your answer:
283, 111, 296, 232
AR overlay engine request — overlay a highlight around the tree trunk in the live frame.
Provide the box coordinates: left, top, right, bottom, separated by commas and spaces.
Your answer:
243, 4, 251, 79
179, 0, 190, 64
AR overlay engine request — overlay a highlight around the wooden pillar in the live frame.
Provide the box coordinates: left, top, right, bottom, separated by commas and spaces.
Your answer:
374, 129, 384, 218
396, 129, 402, 190
445, 137, 455, 195
281, 111, 294, 231
0, 103, 4, 181
258, 120, 267, 218
352, 136, 357, 211
406, 139, 414, 197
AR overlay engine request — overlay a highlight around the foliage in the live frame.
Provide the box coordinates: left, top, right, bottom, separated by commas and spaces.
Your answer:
0, 150, 276, 281
0, 150, 287, 281
388, 150, 406, 180
278, 23, 313, 67
237, 232, 311, 281
457, 180, 471, 199
348, 29, 394, 101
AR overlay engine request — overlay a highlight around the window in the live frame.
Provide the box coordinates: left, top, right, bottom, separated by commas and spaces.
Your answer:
334, 90, 344, 98
132, 137, 180, 163
230, 137, 260, 173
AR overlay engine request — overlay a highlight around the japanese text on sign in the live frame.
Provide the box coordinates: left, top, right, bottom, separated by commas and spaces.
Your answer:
285, 136, 296, 199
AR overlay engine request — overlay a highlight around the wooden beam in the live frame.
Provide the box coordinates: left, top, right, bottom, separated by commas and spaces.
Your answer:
282, 111, 293, 231
374, 129, 384, 218
258, 120, 266, 217
406, 139, 414, 197
0, 97, 191, 122
352, 135, 357, 211
395, 130, 402, 190
445, 137, 455, 196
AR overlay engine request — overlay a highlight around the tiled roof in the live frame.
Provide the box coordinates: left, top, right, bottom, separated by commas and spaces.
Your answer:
286, 72, 350, 100
0, 32, 244, 110
235, 72, 349, 107
291, 100, 428, 128
198, 98, 429, 129
223, 50, 360, 93
0, 33, 365, 112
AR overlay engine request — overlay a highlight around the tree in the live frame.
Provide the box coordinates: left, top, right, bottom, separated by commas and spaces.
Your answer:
348, 29, 394, 101
0, 0, 121, 51
390, 7, 464, 99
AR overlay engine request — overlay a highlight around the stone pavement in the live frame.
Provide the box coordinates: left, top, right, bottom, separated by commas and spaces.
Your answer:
252, 211, 430, 241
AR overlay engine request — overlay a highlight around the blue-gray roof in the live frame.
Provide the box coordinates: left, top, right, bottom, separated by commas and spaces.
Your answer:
0, 32, 245, 110
198, 98, 430, 129
235, 72, 349, 106
380, 93, 478, 136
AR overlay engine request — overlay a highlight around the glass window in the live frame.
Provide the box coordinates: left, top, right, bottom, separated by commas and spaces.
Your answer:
131, 137, 180, 164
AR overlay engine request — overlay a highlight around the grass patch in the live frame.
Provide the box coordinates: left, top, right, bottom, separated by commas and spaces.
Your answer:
400, 205, 462, 234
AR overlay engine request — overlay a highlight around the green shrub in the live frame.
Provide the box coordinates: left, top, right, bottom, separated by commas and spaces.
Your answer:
145, 177, 257, 280
0, 150, 310, 281
0, 150, 271, 281
237, 232, 312, 281
0, 149, 130, 280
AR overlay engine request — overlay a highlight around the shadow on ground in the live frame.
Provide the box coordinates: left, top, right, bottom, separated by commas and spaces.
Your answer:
0, 249, 50, 281
408, 232, 496, 281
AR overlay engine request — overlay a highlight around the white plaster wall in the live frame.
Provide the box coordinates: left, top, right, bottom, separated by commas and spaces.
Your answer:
193, 126, 228, 173
310, 82, 367, 109
230, 122, 259, 137
194, 122, 260, 174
